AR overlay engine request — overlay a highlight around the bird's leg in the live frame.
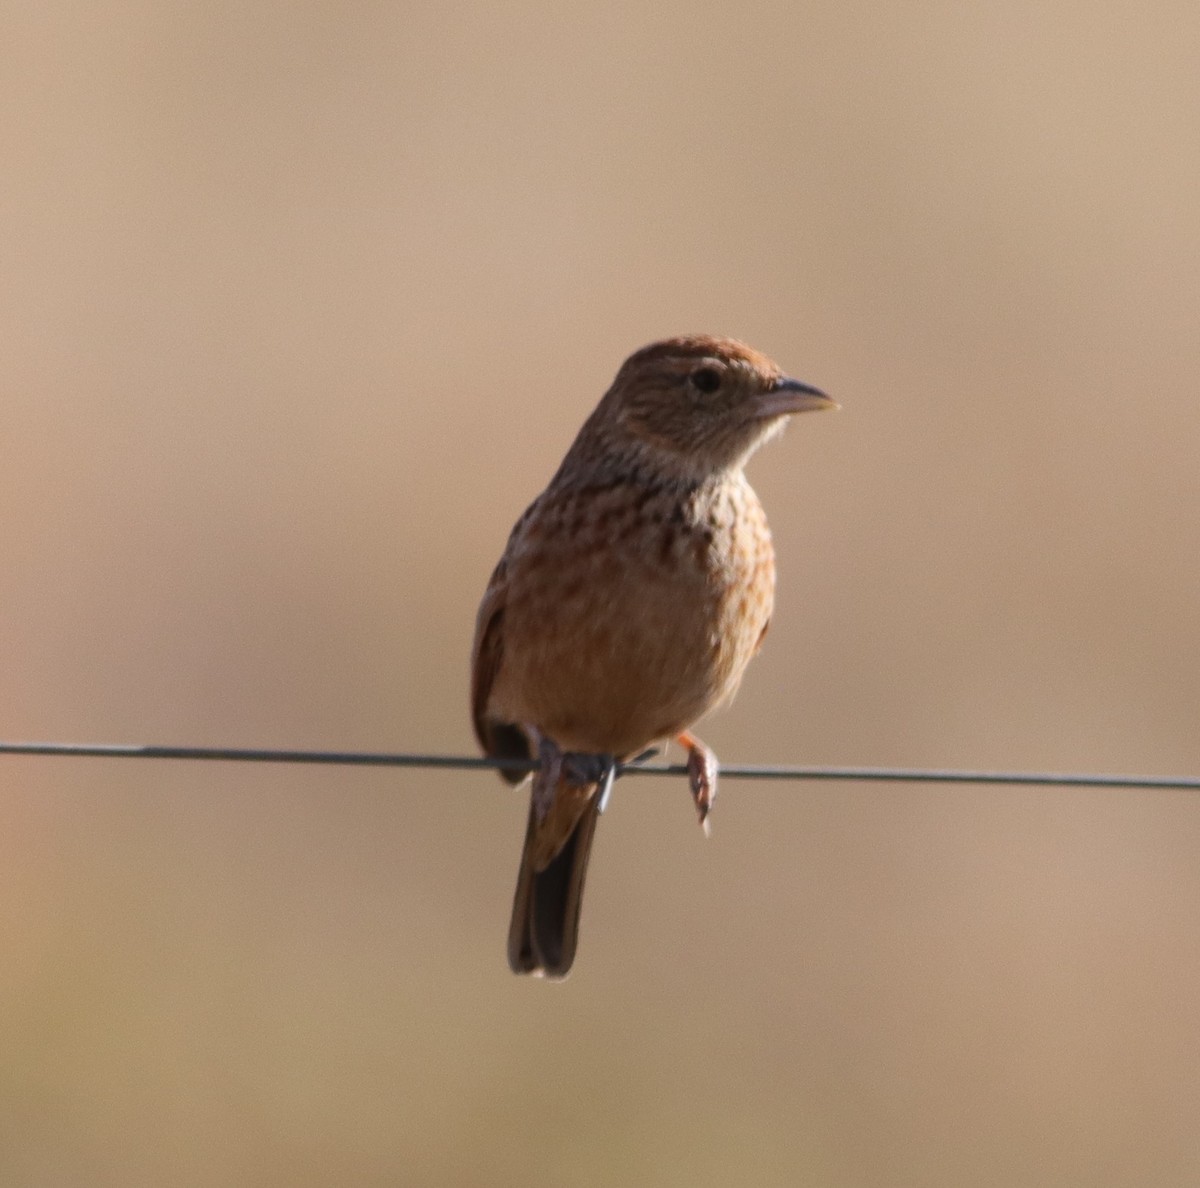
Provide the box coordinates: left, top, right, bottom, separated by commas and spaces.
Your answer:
527, 728, 563, 825
677, 730, 718, 836
625, 747, 660, 767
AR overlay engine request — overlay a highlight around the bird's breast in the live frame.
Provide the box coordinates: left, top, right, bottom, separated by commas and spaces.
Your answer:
490, 475, 775, 755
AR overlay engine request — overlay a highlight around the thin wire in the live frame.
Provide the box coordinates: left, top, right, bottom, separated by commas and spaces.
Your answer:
1, 740, 1197, 790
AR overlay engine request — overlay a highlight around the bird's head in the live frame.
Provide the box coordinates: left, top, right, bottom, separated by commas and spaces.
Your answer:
590, 335, 835, 479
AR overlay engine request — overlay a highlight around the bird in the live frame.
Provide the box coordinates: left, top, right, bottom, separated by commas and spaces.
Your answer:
470, 335, 835, 977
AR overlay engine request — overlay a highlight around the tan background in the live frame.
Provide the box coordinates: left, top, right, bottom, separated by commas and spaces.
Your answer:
3, 1, 1200, 1184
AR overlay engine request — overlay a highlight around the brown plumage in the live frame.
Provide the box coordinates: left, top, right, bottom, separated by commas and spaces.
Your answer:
471, 335, 835, 977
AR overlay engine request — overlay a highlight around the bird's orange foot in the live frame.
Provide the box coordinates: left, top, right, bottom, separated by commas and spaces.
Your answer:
677, 731, 718, 836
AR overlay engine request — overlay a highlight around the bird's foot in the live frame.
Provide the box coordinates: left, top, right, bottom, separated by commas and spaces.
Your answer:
562, 751, 617, 813
530, 731, 563, 825
677, 731, 718, 836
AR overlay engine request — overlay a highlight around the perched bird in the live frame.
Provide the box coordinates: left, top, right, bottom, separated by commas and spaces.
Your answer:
471, 335, 835, 977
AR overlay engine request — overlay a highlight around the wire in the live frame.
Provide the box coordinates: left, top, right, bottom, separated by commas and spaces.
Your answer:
1, 740, 1197, 790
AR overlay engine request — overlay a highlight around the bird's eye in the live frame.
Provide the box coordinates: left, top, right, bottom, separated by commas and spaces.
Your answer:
690, 366, 721, 394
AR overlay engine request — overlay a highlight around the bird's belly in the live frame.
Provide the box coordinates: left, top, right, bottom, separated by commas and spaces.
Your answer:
491, 514, 774, 756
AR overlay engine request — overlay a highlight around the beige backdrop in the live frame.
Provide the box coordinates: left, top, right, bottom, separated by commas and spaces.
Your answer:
3, 1, 1200, 1184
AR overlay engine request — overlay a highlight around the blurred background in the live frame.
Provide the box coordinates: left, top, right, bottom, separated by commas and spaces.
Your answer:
3, 1, 1200, 1184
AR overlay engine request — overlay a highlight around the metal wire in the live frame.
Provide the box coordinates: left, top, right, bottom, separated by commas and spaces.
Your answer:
1, 740, 1197, 790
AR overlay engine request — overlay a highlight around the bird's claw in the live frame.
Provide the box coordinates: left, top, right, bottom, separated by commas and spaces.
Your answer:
595, 763, 616, 814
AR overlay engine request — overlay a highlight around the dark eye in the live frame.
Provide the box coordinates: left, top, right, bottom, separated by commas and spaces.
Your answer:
690, 366, 721, 394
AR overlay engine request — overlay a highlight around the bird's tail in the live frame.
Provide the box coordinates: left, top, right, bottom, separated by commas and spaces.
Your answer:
507, 773, 604, 978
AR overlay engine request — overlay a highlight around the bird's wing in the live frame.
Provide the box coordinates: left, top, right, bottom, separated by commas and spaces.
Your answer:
470, 557, 507, 748
470, 558, 531, 783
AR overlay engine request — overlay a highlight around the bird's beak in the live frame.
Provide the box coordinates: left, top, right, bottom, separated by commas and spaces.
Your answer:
753, 376, 838, 419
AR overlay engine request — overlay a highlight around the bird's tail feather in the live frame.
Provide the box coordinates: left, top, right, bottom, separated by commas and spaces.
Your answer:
507, 783, 602, 978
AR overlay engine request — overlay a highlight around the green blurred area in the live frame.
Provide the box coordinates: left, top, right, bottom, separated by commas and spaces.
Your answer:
3, 1, 1200, 1184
